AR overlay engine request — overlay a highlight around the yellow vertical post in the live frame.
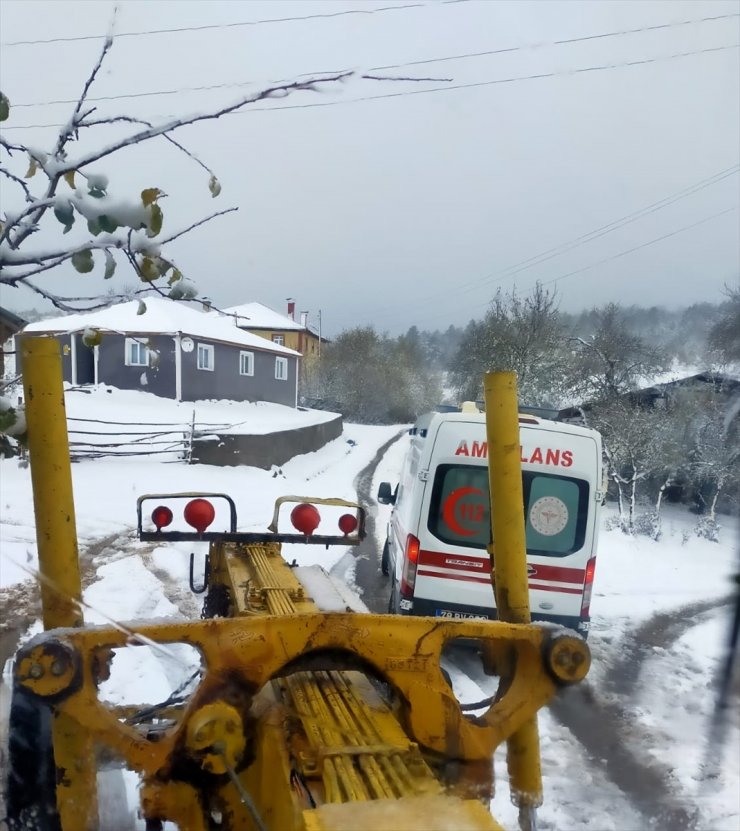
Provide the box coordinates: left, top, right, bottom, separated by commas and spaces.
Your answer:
483, 372, 542, 831
21, 336, 84, 630
21, 336, 97, 829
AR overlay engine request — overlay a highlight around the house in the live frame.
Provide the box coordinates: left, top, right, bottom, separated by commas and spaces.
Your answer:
0, 306, 26, 377
21, 298, 301, 406
224, 300, 323, 364
558, 372, 740, 423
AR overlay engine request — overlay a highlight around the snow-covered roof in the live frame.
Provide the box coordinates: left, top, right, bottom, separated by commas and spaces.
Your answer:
23, 298, 301, 357
223, 301, 312, 333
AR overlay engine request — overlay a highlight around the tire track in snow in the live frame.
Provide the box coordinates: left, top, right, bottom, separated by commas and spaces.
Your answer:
0, 530, 124, 670
342, 433, 735, 828
330, 429, 405, 613
550, 596, 732, 830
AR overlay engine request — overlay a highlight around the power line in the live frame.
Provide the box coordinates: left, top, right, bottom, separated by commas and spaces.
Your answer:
379, 206, 739, 330
10, 13, 740, 110
3, 41, 737, 131
0, 0, 471, 47
365, 165, 740, 319
539, 206, 740, 288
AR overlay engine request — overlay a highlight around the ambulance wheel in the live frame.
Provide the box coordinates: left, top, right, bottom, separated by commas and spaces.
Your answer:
5, 685, 60, 831
381, 539, 390, 576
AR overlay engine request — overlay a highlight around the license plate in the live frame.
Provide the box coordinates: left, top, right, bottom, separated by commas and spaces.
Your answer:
435, 609, 489, 620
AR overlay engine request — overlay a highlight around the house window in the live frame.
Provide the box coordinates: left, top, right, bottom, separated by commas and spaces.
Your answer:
272, 334, 285, 346
275, 357, 288, 381
239, 351, 254, 376
197, 343, 214, 371
125, 338, 149, 367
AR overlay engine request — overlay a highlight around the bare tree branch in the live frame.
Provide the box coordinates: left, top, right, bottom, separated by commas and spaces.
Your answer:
0, 166, 33, 202
20, 279, 131, 312
1, 197, 59, 247
79, 114, 216, 177
3, 38, 114, 253
1, 238, 127, 280
0, 138, 26, 155
58, 71, 354, 174
159, 208, 238, 245
360, 73, 452, 83
55, 35, 113, 153
0, 35, 415, 312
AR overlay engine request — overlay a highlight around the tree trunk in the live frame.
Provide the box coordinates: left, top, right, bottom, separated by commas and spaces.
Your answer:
629, 471, 637, 533
611, 472, 625, 521
655, 477, 671, 517
709, 481, 724, 522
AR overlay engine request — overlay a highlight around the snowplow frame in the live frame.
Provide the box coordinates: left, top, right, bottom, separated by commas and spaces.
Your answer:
11, 336, 590, 830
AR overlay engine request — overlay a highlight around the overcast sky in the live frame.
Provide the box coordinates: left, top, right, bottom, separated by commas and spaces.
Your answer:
0, 0, 738, 335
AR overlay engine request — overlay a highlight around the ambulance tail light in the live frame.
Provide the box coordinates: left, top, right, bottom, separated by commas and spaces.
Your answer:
400, 534, 420, 598
581, 557, 596, 618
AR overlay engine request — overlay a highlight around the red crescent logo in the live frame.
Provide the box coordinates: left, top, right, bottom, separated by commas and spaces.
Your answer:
442, 487, 485, 537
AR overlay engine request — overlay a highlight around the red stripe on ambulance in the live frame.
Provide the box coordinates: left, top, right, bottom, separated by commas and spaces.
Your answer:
418, 550, 584, 584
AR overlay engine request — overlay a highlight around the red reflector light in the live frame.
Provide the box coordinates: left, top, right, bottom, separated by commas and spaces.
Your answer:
581, 557, 596, 617
338, 513, 358, 536
291, 503, 321, 536
406, 534, 420, 564
151, 506, 173, 531
400, 534, 420, 598
184, 498, 216, 534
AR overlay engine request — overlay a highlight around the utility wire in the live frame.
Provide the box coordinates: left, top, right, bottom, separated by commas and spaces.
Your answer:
3, 42, 737, 131
10, 14, 740, 110
365, 165, 740, 318
538, 206, 739, 288
379, 206, 739, 329
0, 0, 471, 47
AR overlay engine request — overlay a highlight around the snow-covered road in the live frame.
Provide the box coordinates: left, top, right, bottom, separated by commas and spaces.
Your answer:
1, 422, 738, 830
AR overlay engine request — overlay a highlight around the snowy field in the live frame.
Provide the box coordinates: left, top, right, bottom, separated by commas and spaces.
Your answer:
1, 422, 738, 829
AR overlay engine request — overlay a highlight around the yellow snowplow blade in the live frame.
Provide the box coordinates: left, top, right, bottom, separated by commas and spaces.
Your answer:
304, 794, 504, 831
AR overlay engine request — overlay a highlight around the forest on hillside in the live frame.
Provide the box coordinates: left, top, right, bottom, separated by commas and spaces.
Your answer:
306, 284, 739, 418
305, 285, 739, 533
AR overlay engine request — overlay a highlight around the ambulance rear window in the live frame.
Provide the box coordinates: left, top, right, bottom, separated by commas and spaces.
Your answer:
427, 464, 589, 557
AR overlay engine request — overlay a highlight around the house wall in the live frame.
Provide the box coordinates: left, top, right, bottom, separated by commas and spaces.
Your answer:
20, 332, 297, 406
16, 334, 74, 383
98, 333, 177, 397
244, 328, 321, 361
181, 339, 297, 406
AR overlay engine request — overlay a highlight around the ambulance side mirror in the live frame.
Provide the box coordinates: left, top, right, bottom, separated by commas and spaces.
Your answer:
377, 482, 396, 505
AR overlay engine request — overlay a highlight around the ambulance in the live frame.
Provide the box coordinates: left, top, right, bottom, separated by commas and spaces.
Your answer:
378, 409, 603, 635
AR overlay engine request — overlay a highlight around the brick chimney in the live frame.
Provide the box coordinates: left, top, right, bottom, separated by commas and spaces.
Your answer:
287, 298, 295, 320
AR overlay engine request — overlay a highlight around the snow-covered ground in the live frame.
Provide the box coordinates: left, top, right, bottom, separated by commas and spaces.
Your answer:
1, 420, 738, 830
372, 431, 740, 831
58, 383, 339, 436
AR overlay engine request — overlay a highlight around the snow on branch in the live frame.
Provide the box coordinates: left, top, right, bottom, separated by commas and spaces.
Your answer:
0, 34, 416, 310
64, 70, 354, 173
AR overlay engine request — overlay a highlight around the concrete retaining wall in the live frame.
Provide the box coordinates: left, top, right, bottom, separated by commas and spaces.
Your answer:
191, 415, 343, 468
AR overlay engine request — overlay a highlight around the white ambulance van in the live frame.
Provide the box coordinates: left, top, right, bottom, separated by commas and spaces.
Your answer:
378, 410, 603, 635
